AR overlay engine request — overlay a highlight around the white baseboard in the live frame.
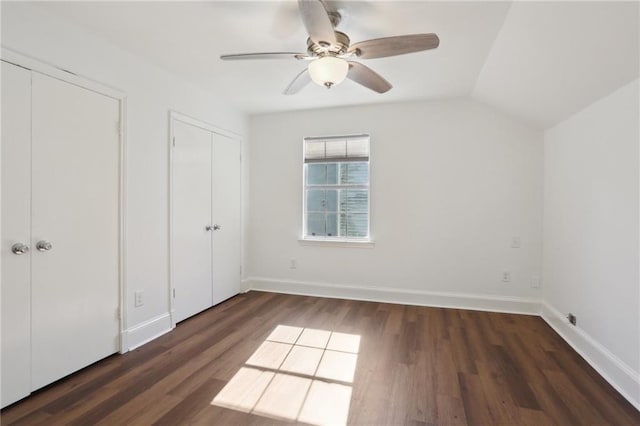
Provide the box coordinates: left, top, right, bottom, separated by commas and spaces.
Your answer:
241, 278, 252, 293
540, 302, 640, 411
247, 277, 541, 315
125, 312, 173, 351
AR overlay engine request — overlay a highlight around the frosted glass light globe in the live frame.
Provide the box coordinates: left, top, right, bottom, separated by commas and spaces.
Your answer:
308, 56, 349, 88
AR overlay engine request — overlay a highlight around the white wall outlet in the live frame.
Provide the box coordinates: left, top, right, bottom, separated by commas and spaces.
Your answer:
502, 271, 511, 283
511, 236, 521, 248
531, 275, 541, 288
134, 290, 144, 307
289, 258, 297, 269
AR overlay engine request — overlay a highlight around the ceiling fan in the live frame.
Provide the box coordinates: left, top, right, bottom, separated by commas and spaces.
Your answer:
220, 0, 440, 94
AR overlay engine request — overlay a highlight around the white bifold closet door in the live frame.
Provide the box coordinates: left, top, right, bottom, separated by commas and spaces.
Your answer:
172, 120, 214, 323
30, 72, 121, 391
211, 133, 242, 306
1, 61, 33, 407
1, 62, 120, 407
172, 118, 241, 324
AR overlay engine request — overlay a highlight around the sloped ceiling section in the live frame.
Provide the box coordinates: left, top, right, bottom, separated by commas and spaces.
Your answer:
28, 1, 511, 114
472, 1, 640, 128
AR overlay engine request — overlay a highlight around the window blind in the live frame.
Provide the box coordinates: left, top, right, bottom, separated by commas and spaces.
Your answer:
304, 135, 369, 163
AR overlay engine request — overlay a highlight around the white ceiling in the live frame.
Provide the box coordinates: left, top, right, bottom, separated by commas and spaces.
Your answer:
30, 1, 639, 127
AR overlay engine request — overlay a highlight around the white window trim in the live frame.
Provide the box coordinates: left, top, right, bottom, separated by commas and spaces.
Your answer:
298, 238, 375, 248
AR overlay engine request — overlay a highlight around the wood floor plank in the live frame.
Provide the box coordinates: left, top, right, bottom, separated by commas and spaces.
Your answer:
458, 373, 495, 425
547, 347, 640, 424
543, 369, 610, 424
435, 394, 467, 426
528, 373, 580, 426
2, 292, 638, 425
491, 344, 541, 410
475, 361, 520, 425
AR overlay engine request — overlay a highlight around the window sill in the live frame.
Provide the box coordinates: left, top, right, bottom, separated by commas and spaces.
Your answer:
298, 238, 375, 249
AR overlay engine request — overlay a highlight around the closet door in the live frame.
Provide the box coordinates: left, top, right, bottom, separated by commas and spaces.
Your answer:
1, 62, 32, 407
212, 133, 242, 305
30, 72, 120, 390
172, 120, 214, 323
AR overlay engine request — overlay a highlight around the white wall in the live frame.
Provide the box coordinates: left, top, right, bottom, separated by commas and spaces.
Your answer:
248, 99, 543, 311
1, 3, 250, 349
543, 78, 639, 407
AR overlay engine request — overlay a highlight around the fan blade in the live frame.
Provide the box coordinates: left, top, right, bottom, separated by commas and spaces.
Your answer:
298, 0, 337, 46
284, 68, 311, 95
271, 0, 302, 39
347, 62, 392, 93
348, 33, 439, 59
220, 52, 307, 60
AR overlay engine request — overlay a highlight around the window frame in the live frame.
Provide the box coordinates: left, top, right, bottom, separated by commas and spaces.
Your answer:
301, 135, 372, 244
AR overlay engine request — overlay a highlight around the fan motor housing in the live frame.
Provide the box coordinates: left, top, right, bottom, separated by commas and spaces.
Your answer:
307, 31, 351, 57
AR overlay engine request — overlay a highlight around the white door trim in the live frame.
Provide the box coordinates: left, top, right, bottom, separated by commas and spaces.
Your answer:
168, 110, 242, 329
1, 48, 128, 354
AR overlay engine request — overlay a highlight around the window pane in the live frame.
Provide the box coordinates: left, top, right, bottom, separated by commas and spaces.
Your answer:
340, 189, 368, 213
307, 164, 326, 185
342, 162, 368, 185
326, 213, 338, 237
325, 189, 338, 212
340, 213, 368, 238
339, 163, 348, 184
326, 163, 338, 184
306, 213, 325, 236
306, 189, 325, 212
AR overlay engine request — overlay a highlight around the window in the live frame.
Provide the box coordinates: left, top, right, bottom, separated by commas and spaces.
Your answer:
302, 135, 370, 241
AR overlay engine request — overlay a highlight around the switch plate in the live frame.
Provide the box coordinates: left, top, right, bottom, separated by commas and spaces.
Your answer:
134, 290, 144, 307
511, 236, 521, 248
289, 258, 297, 269
531, 275, 541, 288
502, 271, 511, 283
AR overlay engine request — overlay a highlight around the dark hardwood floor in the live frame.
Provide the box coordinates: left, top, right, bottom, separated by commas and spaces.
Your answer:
2, 291, 638, 425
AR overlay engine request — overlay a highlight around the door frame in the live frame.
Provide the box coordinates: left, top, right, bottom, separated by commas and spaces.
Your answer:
168, 111, 242, 329
1, 48, 128, 353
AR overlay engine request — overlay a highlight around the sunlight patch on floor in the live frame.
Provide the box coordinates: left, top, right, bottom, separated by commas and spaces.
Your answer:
246, 341, 292, 369
299, 381, 353, 426
212, 367, 274, 413
211, 325, 360, 426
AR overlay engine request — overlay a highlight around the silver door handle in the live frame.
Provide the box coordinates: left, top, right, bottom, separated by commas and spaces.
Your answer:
11, 243, 29, 255
36, 241, 53, 252
213, 224, 222, 231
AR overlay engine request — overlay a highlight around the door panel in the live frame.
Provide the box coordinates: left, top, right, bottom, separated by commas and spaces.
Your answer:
1, 62, 32, 407
30, 72, 120, 390
172, 120, 213, 323
212, 134, 242, 305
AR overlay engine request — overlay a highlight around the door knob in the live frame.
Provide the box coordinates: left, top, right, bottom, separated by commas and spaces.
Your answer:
11, 243, 29, 255
36, 241, 53, 252
205, 225, 213, 231
213, 224, 222, 231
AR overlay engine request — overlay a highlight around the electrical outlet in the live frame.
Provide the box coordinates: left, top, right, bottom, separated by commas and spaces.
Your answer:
502, 271, 511, 283
511, 236, 521, 248
289, 258, 297, 269
567, 313, 577, 326
134, 290, 144, 307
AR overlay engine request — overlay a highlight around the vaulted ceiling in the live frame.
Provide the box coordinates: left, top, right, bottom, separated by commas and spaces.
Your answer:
22, 1, 640, 128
